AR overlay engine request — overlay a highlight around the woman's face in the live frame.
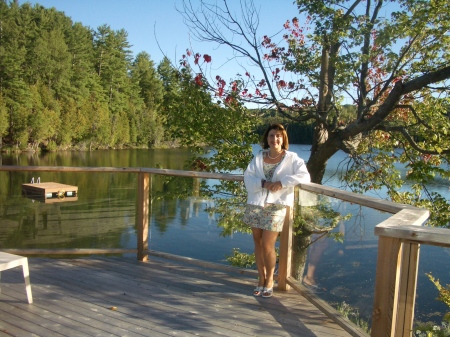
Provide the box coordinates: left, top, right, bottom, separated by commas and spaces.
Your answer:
267, 129, 284, 150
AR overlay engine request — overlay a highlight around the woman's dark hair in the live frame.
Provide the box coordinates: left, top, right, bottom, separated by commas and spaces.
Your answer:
262, 123, 289, 150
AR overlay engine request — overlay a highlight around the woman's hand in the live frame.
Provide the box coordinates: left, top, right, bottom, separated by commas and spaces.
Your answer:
265, 181, 283, 192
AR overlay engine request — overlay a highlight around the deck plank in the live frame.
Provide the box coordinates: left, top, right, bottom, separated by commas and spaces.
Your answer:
62, 258, 345, 336
0, 256, 361, 337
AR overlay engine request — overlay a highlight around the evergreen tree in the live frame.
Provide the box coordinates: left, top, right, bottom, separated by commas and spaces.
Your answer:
157, 57, 182, 142
0, 1, 210, 150
131, 52, 164, 146
57, 21, 108, 147
29, 9, 71, 96
28, 83, 60, 149
0, 95, 8, 148
132, 52, 164, 110
94, 25, 134, 146
0, 1, 32, 145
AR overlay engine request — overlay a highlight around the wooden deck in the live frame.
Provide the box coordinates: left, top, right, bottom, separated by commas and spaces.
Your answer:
0, 255, 361, 337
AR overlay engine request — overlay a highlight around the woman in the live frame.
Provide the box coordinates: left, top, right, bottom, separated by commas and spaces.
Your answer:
243, 123, 310, 298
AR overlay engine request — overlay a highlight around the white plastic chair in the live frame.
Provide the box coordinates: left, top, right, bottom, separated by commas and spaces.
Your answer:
0, 252, 33, 303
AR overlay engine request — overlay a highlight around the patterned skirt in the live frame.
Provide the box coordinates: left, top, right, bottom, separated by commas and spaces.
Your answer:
243, 203, 287, 232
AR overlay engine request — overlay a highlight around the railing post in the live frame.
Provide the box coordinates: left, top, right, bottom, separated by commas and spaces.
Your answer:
278, 205, 293, 291
137, 172, 150, 261
371, 236, 419, 337
395, 242, 420, 337
371, 236, 401, 337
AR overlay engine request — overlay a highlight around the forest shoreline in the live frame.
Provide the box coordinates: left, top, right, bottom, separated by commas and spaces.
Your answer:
0, 139, 184, 154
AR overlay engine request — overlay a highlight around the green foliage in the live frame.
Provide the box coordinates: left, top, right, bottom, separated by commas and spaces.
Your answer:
412, 273, 450, 336
414, 322, 450, 337
0, 2, 165, 150
294, 1, 450, 228
294, 193, 351, 238
209, 185, 251, 237
180, 0, 450, 230
225, 248, 255, 268
344, 97, 450, 227
427, 273, 450, 309
0, 95, 8, 139
154, 56, 261, 239
225, 247, 279, 269
159, 62, 260, 173
131, 52, 165, 146
132, 52, 164, 110
336, 301, 371, 334
45, 140, 58, 151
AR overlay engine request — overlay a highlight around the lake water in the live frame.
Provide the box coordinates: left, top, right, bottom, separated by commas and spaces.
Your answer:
0, 146, 448, 327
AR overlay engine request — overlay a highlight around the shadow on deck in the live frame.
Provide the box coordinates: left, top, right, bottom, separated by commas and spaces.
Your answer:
0, 256, 359, 337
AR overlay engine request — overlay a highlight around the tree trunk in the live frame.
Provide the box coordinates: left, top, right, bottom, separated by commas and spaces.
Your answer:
307, 126, 342, 183
292, 234, 311, 281
306, 38, 342, 184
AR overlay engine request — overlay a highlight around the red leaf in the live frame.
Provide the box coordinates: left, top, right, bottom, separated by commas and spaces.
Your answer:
203, 54, 212, 63
194, 53, 201, 65
194, 73, 203, 86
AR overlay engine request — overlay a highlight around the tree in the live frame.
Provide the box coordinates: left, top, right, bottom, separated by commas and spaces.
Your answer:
157, 57, 182, 143
131, 52, 164, 110
1, 1, 160, 150
0, 95, 8, 148
179, 0, 450, 227
130, 52, 165, 146
64, 22, 100, 101
93, 25, 138, 146
157, 54, 260, 172
27, 83, 60, 150
155, 54, 262, 236
0, 1, 32, 146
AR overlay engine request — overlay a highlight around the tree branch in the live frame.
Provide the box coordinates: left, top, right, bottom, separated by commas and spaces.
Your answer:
376, 124, 450, 155
351, 65, 450, 135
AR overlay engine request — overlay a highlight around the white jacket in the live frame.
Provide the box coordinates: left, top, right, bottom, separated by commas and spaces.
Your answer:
244, 150, 310, 207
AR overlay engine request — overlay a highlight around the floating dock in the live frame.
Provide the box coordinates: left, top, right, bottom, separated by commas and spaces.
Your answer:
22, 182, 78, 203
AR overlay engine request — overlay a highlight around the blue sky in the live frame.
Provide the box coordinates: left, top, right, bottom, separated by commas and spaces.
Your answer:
19, 0, 301, 78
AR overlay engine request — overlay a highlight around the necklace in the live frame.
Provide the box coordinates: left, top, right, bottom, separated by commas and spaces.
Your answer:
267, 151, 283, 159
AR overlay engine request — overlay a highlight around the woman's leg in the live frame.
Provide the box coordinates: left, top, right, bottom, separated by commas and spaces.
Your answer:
261, 229, 279, 289
251, 227, 266, 287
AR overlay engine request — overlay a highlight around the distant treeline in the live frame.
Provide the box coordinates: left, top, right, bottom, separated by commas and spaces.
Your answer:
253, 120, 314, 145
0, 1, 347, 152
0, 1, 177, 151
251, 105, 358, 145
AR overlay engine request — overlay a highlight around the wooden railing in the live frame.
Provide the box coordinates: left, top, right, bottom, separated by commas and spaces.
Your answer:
1, 165, 449, 337
295, 183, 447, 337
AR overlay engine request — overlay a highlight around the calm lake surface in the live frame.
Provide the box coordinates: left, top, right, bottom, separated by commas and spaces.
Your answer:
0, 146, 448, 326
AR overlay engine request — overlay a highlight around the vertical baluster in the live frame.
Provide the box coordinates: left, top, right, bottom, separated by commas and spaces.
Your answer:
278, 205, 293, 291
137, 172, 150, 261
